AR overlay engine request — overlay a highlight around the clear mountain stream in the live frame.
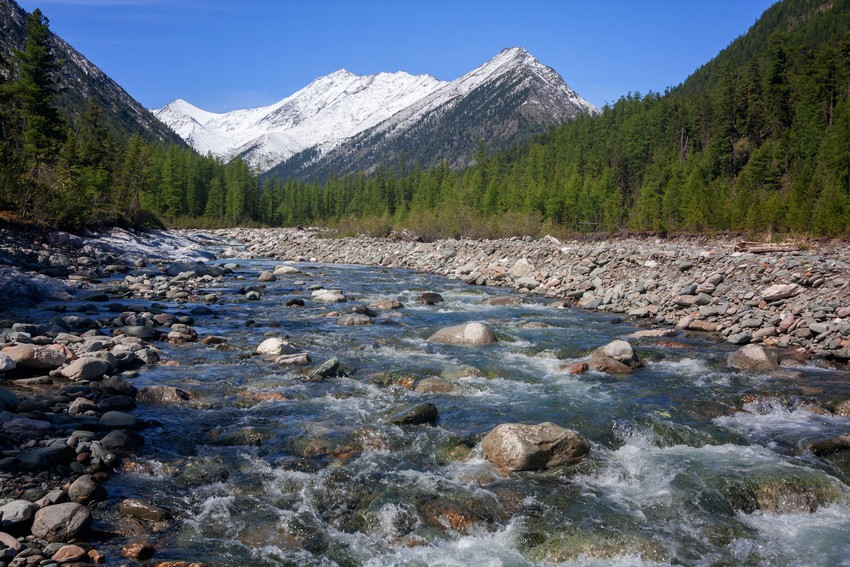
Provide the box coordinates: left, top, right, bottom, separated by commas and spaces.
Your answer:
41, 256, 850, 566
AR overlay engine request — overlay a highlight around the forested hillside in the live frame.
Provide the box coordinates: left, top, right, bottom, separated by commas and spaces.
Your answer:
0, 8, 260, 229
260, 0, 850, 237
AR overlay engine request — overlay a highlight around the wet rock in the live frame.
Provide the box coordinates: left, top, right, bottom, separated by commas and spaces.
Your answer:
727, 344, 780, 372
420, 498, 484, 533
122, 540, 156, 560
427, 322, 497, 346
165, 261, 221, 277
118, 498, 171, 522
31, 503, 91, 542
525, 530, 667, 563
808, 434, 850, 456
389, 403, 438, 426
68, 474, 106, 503
137, 385, 191, 404
482, 422, 590, 471
256, 337, 298, 356
414, 377, 454, 393
309, 357, 341, 379
311, 289, 346, 303
485, 296, 522, 306
0, 499, 38, 528
207, 426, 271, 447
60, 356, 111, 381
369, 299, 403, 310
589, 340, 642, 373
257, 270, 276, 282
276, 353, 310, 365
415, 292, 443, 305
337, 313, 373, 326
284, 298, 305, 307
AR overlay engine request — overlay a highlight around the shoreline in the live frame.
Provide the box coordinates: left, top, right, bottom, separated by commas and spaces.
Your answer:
213, 227, 850, 364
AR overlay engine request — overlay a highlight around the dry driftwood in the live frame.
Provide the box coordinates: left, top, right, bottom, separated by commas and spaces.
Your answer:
734, 241, 801, 253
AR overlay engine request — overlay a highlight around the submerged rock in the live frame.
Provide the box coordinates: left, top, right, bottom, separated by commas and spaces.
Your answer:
137, 385, 191, 404
427, 322, 497, 346
482, 422, 590, 471
389, 402, 439, 426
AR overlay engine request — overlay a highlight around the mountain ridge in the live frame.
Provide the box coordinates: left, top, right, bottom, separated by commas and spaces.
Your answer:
0, 0, 182, 144
155, 47, 598, 178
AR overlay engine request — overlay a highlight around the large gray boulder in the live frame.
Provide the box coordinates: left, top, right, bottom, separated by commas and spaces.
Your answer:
427, 322, 497, 346
727, 344, 780, 372
1, 344, 66, 369
482, 422, 590, 471
31, 503, 91, 542
60, 356, 111, 381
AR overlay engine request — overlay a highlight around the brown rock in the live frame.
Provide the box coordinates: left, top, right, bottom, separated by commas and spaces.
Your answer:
118, 499, 171, 522
52, 544, 88, 563
834, 400, 850, 417
688, 320, 718, 332
137, 385, 191, 404
727, 344, 780, 372
122, 541, 156, 560
31, 503, 91, 542
566, 361, 589, 374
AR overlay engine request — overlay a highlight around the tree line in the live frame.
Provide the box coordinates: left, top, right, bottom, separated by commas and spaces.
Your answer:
2, 1, 849, 239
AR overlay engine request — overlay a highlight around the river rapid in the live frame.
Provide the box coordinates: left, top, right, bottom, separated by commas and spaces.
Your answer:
15, 246, 850, 566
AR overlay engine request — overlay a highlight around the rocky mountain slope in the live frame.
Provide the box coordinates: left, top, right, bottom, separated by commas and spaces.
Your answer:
0, 0, 182, 143
156, 47, 598, 179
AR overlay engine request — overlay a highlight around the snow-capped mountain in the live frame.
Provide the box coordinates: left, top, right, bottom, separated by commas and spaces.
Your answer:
156, 47, 598, 178
0, 0, 181, 144
155, 71, 446, 172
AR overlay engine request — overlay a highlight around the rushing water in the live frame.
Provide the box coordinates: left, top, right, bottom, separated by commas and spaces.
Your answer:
41, 258, 850, 565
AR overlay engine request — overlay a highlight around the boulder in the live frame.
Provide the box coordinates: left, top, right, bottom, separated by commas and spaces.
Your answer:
309, 358, 341, 379
31, 503, 91, 542
122, 541, 156, 560
427, 322, 497, 346
589, 340, 642, 373
121, 325, 158, 340
60, 356, 111, 381
257, 270, 276, 282
20, 445, 74, 470
276, 353, 311, 365
727, 344, 780, 372
137, 385, 191, 404
0, 499, 38, 528
256, 337, 299, 356
100, 411, 144, 429
2, 343, 66, 369
165, 261, 222, 277
51, 545, 88, 563
762, 283, 805, 302
369, 299, 404, 310
482, 422, 590, 471
99, 429, 144, 450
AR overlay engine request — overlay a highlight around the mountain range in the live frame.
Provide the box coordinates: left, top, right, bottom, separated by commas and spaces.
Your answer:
0, 0, 181, 144
155, 47, 598, 179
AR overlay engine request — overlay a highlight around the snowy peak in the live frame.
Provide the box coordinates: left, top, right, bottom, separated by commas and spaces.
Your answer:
155, 47, 597, 175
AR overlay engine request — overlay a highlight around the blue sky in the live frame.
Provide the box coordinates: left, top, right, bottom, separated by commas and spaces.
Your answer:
19, 0, 777, 113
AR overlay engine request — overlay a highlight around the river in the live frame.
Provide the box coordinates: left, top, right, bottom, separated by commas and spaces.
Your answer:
30, 252, 850, 566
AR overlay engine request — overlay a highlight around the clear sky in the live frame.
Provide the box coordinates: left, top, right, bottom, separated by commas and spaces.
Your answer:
18, 0, 778, 113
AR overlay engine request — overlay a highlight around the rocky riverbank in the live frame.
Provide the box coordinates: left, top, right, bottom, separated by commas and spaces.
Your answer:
0, 225, 219, 567
214, 227, 850, 362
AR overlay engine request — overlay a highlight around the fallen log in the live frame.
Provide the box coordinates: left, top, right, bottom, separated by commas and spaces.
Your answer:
734, 241, 801, 253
